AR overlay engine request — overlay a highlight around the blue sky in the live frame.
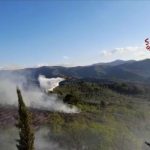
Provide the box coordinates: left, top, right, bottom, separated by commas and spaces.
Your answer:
0, 0, 150, 68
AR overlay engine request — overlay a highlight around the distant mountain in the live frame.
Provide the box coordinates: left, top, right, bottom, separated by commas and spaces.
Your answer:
1, 59, 150, 84
93, 59, 135, 66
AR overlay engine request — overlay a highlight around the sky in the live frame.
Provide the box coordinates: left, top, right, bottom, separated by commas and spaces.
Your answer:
0, 0, 150, 68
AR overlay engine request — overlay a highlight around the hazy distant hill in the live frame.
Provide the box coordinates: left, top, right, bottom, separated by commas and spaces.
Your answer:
92, 59, 135, 66
1, 59, 150, 84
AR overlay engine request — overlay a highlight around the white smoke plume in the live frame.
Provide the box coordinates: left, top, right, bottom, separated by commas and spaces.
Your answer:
35, 127, 64, 150
0, 127, 64, 150
0, 73, 78, 113
38, 75, 65, 92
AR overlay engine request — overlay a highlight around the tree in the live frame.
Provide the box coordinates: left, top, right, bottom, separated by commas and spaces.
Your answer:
16, 88, 34, 150
100, 100, 106, 108
63, 94, 79, 105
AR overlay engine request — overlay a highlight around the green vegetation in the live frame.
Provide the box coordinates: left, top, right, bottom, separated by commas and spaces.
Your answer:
48, 80, 150, 150
54, 81, 125, 104
16, 88, 35, 150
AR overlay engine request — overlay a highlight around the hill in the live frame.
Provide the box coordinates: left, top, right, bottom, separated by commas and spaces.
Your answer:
1, 59, 150, 84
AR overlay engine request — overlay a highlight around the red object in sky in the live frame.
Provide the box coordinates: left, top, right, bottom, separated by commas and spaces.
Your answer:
145, 38, 150, 50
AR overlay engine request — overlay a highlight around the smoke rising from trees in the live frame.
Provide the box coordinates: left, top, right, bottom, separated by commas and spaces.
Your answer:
0, 73, 78, 113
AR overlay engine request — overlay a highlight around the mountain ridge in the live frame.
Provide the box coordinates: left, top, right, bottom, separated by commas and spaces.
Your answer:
1, 59, 150, 84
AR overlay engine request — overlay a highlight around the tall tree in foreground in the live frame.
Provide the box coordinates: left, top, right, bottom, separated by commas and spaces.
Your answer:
16, 88, 34, 150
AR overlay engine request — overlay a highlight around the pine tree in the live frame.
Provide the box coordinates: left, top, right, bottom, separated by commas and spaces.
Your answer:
16, 88, 34, 150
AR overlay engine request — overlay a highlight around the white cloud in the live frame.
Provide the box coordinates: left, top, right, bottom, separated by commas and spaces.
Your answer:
0, 65, 24, 70
35, 63, 50, 67
63, 56, 69, 60
1, 46, 150, 69
99, 45, 150, 62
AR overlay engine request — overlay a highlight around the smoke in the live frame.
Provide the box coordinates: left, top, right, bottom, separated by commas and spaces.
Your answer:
1, 73, 150, 149
0, 73, 78, 113
0, 127, 18, 150
0, 127, 64, 150
38, 75, 65, 92
35, 127, 64, 150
